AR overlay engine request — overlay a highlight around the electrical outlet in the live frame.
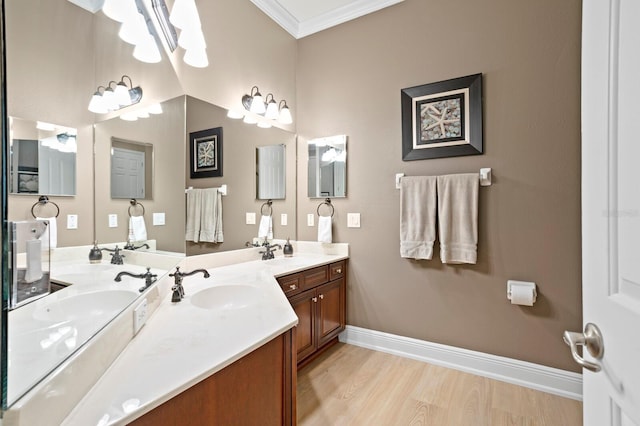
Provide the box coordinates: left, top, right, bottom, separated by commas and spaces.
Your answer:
153, 212, 165, 226
108, 214, 118, 228
67, 214, 78, 229
307, 214, 315, 227
246, 212, 256, 225
347, 213, 361, 228
133, 298, 148, 335
281, 213, 288, 226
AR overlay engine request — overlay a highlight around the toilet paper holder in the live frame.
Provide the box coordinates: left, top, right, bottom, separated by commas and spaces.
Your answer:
507, 280, 537, 305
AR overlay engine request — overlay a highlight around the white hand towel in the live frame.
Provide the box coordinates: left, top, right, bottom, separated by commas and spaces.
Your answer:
436, 173, 479, 264
199, 188, 224, 243
258, 215, 273, 239
128, 216, 147, 242
24, 239, 43, 283
317, 216, 332, 243
36, 216, 57, 249
185, 189, 203, 242
399, 176, 437, 259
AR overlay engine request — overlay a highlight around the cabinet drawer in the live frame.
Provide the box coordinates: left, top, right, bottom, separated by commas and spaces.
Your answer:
277, 274, 303, 297
329, 261, 345, 281
302, 265, 329, 290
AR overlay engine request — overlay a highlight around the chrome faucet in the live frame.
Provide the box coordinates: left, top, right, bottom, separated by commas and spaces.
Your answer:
114, 267, 157, 292
259, 242, 282, 260
169, 267, 210, 302
102, 245, 125, 264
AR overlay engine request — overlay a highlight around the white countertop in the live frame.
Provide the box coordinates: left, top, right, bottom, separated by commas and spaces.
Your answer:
62, 249, 348, 425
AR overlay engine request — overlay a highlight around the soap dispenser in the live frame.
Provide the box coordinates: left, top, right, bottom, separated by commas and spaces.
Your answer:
89, 241, 103, 264
283, 238, 294, 257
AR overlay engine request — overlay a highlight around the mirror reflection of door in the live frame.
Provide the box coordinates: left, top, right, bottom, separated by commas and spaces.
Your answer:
256, 144, 286, 200
111, 147, 145, 199
308, 135, 347, 198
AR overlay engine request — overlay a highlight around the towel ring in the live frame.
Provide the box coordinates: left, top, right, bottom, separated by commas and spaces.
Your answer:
128, 199, 145, 217
260, 200, 273, 216
317, 198, 334, 217
31, 195, 60, 218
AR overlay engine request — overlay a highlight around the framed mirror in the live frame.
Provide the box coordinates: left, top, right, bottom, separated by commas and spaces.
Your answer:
256, 144, 285, 200
9, 117, 77, 196
308, 135, 347, 198
110, 137, 154, 200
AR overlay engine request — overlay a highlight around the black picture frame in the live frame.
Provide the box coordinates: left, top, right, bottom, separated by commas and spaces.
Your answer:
190, 127, 223, 178
401, 73, 483, 161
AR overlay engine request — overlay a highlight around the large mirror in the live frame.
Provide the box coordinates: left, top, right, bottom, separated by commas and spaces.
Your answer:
308, 135, 347, 198
9, 117, 77, 196
4, 0, 298, 408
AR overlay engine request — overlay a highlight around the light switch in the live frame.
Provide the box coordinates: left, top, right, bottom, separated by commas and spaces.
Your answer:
67, 214, 78, 230
153, 212, 165, 226
307, 214, 315, 227
246, 212, 256, 225
347, 213, 361, 228
281, 213, 288, 226
108, 214, 118, 228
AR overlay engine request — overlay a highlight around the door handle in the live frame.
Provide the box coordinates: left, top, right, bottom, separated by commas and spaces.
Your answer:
563, 322, 604, 372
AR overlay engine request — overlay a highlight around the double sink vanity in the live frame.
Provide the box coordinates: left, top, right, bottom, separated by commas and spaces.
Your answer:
4, 241, 348, 426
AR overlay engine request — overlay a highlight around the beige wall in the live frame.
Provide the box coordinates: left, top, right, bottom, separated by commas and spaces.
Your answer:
295, 0, 582, 372
185, 96, 297, 255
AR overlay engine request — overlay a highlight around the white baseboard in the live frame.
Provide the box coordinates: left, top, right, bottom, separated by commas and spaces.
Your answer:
339, 325, 582, 401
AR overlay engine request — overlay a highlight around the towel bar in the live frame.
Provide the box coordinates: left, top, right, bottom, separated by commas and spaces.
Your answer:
395, 168, 492, 189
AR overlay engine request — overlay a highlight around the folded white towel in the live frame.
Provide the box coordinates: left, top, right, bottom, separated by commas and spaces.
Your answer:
128, 215, 147, 242
185, 189, 203, 242
318, 215, 332, 243
36, 216, 57, 249
258, 215, 273, 239
199, 188, 224, 243
437, 173, 479, 264
399, 176, 437, 259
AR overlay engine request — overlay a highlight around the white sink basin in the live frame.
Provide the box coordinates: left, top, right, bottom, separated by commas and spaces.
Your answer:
190, 285, 263, 310
33, 290, 138, 323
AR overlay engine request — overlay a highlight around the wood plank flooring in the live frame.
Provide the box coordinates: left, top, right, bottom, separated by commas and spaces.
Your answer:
297, 343, 582, 426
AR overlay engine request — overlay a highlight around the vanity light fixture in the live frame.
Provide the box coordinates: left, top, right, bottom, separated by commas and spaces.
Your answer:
236, 86, 293, 127
88, 75, 143, 114
167, 0, 209, 67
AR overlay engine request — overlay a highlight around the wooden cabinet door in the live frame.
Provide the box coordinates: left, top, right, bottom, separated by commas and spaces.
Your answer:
316, 278, 345, 348
289, 288, 316, 362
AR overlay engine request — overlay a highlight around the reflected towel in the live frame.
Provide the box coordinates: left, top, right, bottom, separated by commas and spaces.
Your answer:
437, 173, 479, 264
128, 215, 147, 242
199, 188, 224, 243
399, 176, 436, 259
318, 216, 332, 243
258, 215, 273, 239
36, 216, 57, 249
24, 239, 43, 283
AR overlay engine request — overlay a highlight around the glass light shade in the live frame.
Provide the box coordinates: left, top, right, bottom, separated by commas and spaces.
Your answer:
170, 0, 200, 30
183, 48, 209, 68
102, 88, 119, 111
257, 120, 273, 129
278, 105, 293, 124
120, 112, 139, 121
133, 34, 162, 63
227, 109, 244, 119
118, 12, 147, 45
264, 101, 279, 120
102, 0, 134, 22
243, 114, 258, 124
88, 92, 108, 113
249, 93, 266, 114
148, 103, 163, 114
114, 82, 132, 106
178, 27, 206, 50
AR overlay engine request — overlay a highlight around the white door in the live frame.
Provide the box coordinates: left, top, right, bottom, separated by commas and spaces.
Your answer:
572, 0, 640, 425
111, 147, 145, 199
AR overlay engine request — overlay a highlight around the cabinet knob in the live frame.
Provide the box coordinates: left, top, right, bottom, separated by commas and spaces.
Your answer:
312, 297, 318, 303
319, 294, 324, 299
336, 268, 342, 274
289, 284, 297, 290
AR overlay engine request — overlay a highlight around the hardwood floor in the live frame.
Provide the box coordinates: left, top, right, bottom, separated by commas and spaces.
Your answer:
297, 343, 582, 426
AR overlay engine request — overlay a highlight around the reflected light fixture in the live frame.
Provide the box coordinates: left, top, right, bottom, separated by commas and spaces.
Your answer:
235, 86, 293, 128
278, 100, 293, 125
88, 75, 143, 114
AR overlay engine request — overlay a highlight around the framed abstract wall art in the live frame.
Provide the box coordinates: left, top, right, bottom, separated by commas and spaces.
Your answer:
401, 73, 483, 160
190, 127, 223, 178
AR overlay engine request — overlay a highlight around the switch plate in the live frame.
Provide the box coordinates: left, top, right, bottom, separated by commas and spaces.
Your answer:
281, 213, 288, 226
133, 298, 148, 335
347, 213, 361, 228
67, 214, 78, 229
246, 212, 256, 225
153, 212, 165, 226
307, 214, 315, 227
108, 214, 118, 228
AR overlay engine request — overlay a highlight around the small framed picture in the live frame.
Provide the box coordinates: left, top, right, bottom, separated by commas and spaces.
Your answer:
190, 127, 223, 178
401, 73, 483, 160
